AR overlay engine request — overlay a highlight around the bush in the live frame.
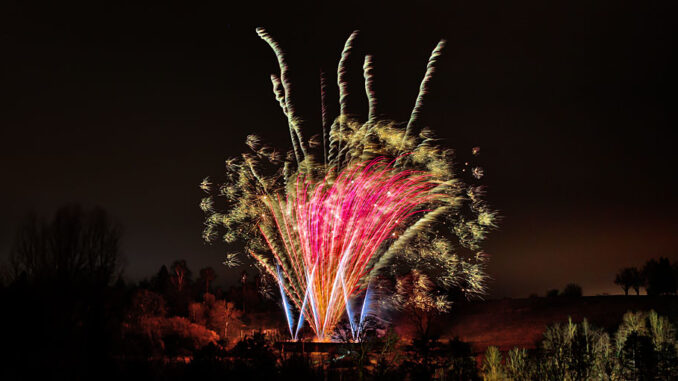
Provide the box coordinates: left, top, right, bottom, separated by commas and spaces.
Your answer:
561, 283, 582, 297
505, 348, 533, 380
445, 338, 479, 381
481, 346, 505, 381
229, 332, 277, 376
126, 315, 218, 356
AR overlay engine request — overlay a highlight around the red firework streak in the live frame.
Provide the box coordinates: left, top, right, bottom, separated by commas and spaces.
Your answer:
253, 157, 444, 341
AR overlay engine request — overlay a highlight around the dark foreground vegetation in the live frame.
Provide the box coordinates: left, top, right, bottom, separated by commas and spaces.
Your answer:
2, 205, 677, 380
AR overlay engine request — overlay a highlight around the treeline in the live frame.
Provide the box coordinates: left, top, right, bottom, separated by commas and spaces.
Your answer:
0, 205, 281, 379
1, 206, 126, 379
614, 257, 678, 295
120, 260, 283, 360
536, 257, 678, 298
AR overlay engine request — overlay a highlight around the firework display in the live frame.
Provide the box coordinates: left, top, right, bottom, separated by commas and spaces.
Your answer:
201, 29, 496, 341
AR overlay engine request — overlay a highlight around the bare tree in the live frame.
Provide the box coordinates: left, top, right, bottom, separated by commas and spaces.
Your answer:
170, 260, 190, 292
9, 205, 122, 286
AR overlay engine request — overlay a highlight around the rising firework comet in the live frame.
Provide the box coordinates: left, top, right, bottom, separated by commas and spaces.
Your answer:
201, 29, 496, 341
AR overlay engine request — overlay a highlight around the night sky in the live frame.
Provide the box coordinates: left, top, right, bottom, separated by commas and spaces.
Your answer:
1, 1, 676, 297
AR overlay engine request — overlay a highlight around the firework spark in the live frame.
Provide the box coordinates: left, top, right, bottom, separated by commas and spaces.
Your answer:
222, 253, 241, 268
253, 158, 446, 339
201, 29, 496, 341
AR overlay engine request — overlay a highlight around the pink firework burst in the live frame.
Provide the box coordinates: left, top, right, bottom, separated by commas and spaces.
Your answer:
253, 158, 444, 340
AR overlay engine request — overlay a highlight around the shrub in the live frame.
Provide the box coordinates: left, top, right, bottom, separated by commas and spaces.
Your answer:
445, 338, 479, 381
481, 346, 505, 381
561, 283, 582, 297
505, 347, 533, 380
539, 318, 611, 380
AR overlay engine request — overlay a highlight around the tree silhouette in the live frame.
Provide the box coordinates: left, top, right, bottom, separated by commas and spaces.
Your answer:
615, 267, 643, 295
9, 205, 122, 286
170, 260, 191, 292
445, 338, 480, 380
562, 283, 582, 297
642, 257, 676, 295
630, 268, 644, 295
198, 267, 217, 294
615, 311, 657, 380
4, 205, 126, 379
150, 265, 171, 295
127, 289, 167, 324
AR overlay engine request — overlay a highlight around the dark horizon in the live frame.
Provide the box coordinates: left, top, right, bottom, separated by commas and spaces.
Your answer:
1, 1, 676, 298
